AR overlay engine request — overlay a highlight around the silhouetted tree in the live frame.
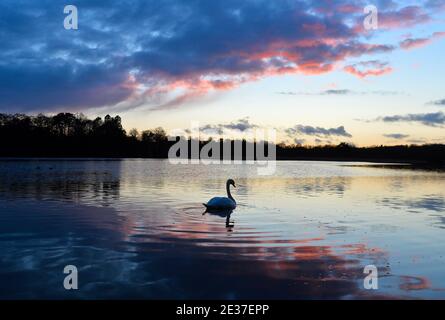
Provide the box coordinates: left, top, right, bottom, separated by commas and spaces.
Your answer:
128, 128, 140, 140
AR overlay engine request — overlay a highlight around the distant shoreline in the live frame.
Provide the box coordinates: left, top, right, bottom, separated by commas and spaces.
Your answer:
1, 113, 444, 166
0, 156, 439, 164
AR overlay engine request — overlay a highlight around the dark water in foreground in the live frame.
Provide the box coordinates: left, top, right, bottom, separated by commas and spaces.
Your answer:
0, 159, 444, 299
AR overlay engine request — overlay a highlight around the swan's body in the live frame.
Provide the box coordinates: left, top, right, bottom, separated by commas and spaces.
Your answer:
203, 179, 237, 210
205, 197, 236, 209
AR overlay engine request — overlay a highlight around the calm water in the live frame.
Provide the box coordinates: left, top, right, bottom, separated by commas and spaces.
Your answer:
0, 159, 444, 299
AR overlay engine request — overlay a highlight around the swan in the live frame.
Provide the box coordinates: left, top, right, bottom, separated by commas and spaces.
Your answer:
203, 179, 237, 210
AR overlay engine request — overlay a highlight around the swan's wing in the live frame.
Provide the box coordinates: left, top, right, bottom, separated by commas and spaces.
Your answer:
206, 197, 236, 208
206, 197, 224, 206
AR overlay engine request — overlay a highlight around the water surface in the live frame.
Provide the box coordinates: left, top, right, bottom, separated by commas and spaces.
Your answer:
0, 159, 444, 299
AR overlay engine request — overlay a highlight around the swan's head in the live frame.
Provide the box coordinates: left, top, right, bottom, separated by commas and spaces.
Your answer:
227, 179, 236, 188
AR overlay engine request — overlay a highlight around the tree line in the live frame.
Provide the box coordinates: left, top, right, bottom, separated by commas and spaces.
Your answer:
0, 113, 444, 164
0, 113, 169, 157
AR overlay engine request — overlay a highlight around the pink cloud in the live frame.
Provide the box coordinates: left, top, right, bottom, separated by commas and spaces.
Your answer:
379, 6, 431, 29
344, 61, 393, 79
400, 31, 445, 50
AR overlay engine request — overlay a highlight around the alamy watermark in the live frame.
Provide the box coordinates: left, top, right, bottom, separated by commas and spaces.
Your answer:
168, 122, 276, 175
63, 265, 78, 290
364, 5, 378, 30
64, 5, 78, 30
62, 4, 379, 32
363, 265, 378, 290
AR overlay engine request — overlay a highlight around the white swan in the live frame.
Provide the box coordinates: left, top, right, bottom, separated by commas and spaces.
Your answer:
203, 179, 237, 210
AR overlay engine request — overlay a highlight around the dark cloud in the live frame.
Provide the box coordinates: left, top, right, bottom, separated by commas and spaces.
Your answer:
199, 120, 353, 141
378, 112, 445, 127
0, 0, 439, 112
383, 133, 409, 139
314, 138, 333, 145
323, 89, 351, 95
294, 138, 306, 145
0, 63, 133, 112
200, 118, 258, 135
285, 125, 352, 138
277, 89, 403, 96
428, 99, 445, 106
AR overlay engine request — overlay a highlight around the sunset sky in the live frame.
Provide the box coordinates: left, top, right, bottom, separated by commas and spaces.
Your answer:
1, 0, 445, 146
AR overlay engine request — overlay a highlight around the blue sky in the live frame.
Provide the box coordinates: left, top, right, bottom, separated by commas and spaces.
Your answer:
1, 0, 444, 146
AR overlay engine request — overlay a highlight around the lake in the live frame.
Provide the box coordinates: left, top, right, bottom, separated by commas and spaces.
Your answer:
0, 159, 444, 299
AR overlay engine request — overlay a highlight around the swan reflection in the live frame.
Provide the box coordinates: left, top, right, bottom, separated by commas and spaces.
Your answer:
203, 207, 235, 230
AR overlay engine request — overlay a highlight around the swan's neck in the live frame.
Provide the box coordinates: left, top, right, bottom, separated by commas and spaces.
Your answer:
226, 182, 235, 201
